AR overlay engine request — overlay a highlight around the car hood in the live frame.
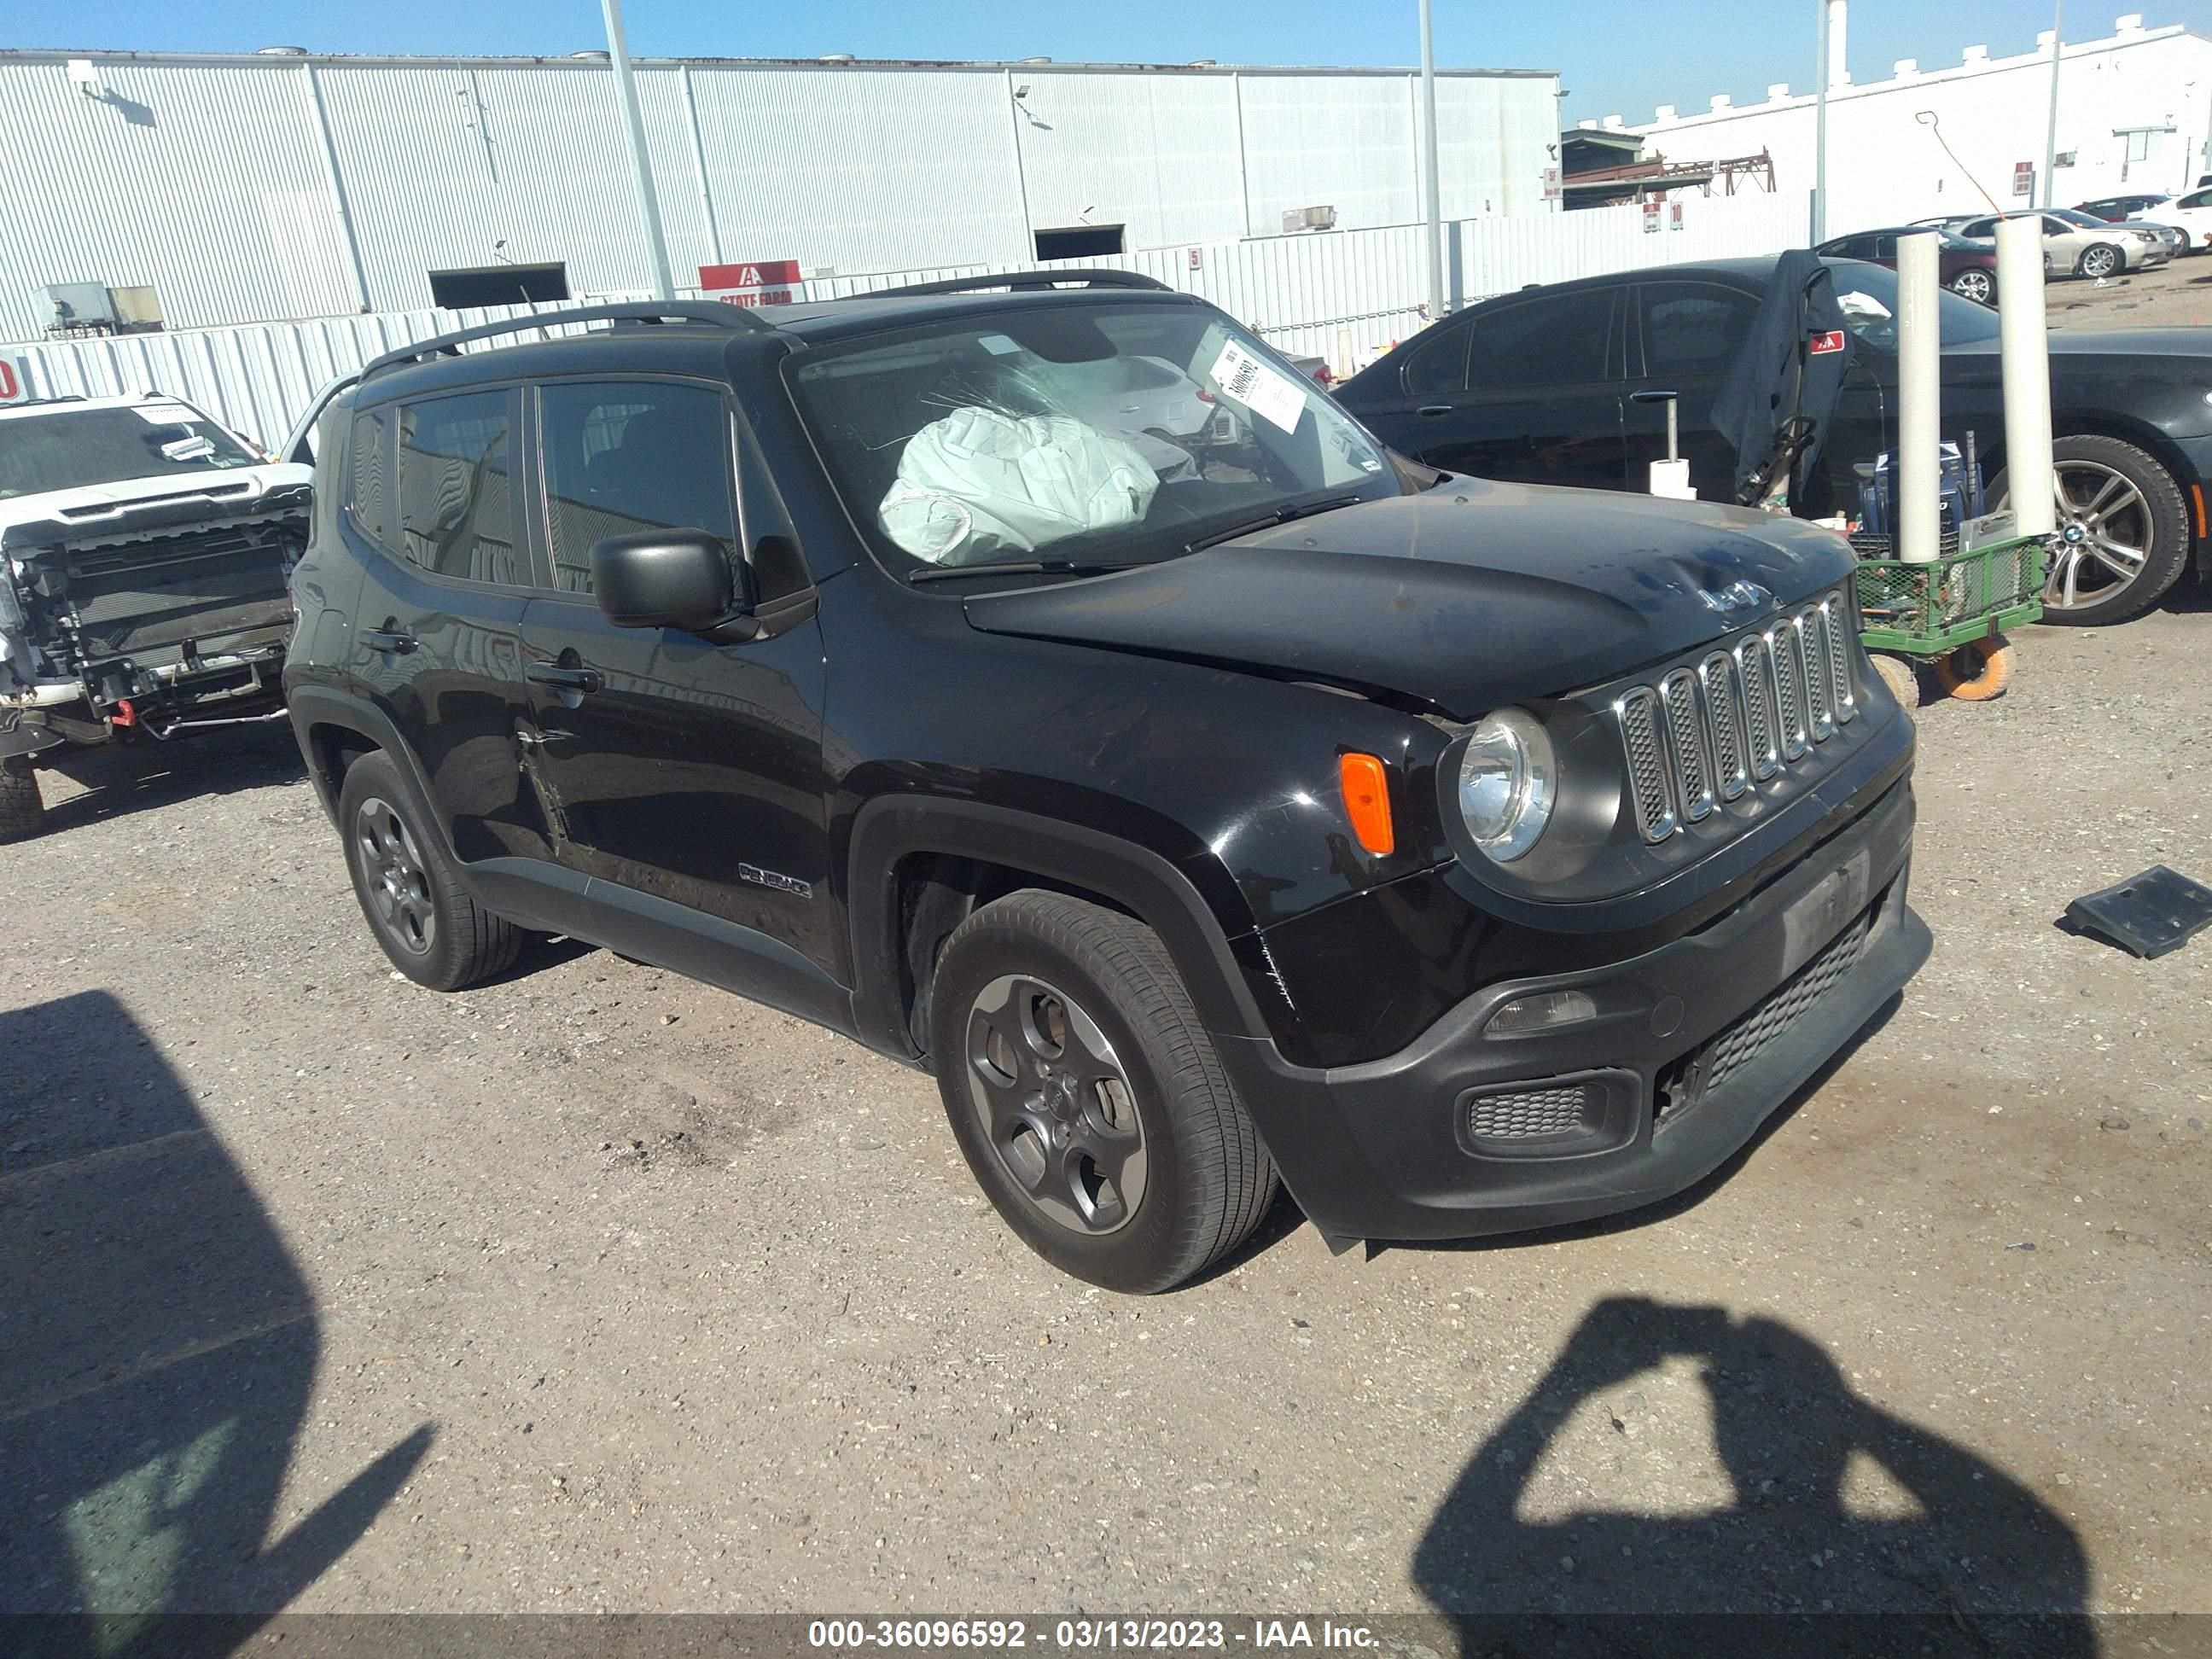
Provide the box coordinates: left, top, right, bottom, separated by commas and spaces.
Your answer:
961, 479, 1855, 719
1947, 326, 2212, 361
0, 463, 313, 552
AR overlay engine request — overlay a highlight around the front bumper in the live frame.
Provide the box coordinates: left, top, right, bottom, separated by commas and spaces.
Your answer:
1216, 777, 1928, 1242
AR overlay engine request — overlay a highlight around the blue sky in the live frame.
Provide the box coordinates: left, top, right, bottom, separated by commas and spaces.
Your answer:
13, 2, 2212, 127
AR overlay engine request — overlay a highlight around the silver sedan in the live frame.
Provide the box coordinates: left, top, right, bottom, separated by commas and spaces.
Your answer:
1955, 210, 2170, 279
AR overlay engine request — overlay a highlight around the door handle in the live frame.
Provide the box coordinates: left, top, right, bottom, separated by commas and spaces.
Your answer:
514, 728, 574, 747
1415, 404, 1452, 418
359, 627, 416, 655
526, 663, 603, 695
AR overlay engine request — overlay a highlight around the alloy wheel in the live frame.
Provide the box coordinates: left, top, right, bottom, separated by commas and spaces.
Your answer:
355, 795, 437, 955
963, 975, 1148, 1235
1949, 269, 1994, 304
2043, 461, 2153, 613
2078, 245, 2119, 278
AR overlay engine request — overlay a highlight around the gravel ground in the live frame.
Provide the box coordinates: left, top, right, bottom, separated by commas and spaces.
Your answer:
1, 596, 2208, 1632
2045, 252, 2212, 330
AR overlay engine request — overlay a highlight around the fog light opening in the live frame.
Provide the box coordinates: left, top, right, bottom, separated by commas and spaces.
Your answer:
1485, 988, 1598, 1035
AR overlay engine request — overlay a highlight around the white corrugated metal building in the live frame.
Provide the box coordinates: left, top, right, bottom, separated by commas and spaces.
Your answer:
1585, 9, 2212, 237
0, 48, 1561, 343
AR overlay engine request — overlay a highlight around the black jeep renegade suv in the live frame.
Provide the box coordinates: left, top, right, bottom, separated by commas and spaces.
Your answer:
284, 274, 1930, 1293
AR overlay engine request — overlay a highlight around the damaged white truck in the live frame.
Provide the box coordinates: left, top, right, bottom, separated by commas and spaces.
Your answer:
0, 393, 310, 840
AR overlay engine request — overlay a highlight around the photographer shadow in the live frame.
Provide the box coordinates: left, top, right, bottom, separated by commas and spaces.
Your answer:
0, 991, 430, 1657
1413, 1295, 2091, 1654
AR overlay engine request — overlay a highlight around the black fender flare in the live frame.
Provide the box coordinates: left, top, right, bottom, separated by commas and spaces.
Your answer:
284, 685, 447, 845
845, 794, 1277, 1063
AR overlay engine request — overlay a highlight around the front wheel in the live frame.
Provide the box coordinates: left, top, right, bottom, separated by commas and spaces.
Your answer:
928, 891, 1279, 1293
1994, 435, 2191, 626
1947, 268, 1995, 305
2076, 243, 2122, 279
0, 755, 45, 843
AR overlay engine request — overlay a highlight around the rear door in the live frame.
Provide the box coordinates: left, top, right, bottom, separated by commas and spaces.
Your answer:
1621, 278, 1762, 502
1349, 285, 1627, 489
513, 375, 835, 976
343, 387, 552, 865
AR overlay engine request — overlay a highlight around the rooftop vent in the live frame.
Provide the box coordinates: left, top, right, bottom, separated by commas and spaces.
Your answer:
818, 53, 855, 64
256, 45, 308, 56
570, 49, 610, 60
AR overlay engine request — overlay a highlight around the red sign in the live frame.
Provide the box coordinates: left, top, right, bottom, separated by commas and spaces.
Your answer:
0, 357, 23, 403
699, 259, 801, 306
1809, 330, 1846, 356
2012, 161, 2035, 197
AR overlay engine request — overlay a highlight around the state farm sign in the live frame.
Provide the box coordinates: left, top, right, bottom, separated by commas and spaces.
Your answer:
700, 260, 801, 306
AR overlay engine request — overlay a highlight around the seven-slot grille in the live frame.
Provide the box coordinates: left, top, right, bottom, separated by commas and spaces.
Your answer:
1613, 592, 1858, 844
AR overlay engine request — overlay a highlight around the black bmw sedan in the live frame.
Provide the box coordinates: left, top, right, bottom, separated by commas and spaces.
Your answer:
1336, 256, 2212, 625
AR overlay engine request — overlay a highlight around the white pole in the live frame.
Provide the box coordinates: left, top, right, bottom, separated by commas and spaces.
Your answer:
602, 0, 676, 301
1895, 230, 1943, 564
1419, 0, 1446, 321
1995, 215, 2057, 538
2040, 0, 2064, 210
1811, 0, 1830, 242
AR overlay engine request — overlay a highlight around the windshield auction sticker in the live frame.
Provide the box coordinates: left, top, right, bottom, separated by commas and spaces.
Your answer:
1206, 341, 1306, 435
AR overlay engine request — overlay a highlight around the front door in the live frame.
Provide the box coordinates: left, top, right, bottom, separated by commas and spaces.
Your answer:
1356, 285, 1627, 490
514, 376, 834, 975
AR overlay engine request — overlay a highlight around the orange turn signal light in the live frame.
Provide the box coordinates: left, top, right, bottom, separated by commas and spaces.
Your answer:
1339, 751, 1394, 856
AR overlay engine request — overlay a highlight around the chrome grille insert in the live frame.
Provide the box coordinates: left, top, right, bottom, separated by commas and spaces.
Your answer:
1611, 590, 1859, 846
1699, 651, 1749, 800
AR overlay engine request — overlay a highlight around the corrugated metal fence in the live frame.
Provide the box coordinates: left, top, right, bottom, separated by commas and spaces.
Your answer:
8, 192, 1809, 450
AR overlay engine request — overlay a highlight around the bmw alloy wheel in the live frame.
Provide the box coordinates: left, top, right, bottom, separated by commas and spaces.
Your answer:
2044, 461, 2151, 613
963, 974, 1148, 1235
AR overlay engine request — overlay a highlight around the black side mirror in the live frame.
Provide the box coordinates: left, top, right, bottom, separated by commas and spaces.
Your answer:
591, 529, 751, 633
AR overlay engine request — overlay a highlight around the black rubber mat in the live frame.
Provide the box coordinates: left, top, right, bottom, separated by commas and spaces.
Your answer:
2064, 865, 2212, 959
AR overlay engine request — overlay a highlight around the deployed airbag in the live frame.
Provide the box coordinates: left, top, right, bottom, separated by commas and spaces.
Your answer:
879, 406, 1159, 564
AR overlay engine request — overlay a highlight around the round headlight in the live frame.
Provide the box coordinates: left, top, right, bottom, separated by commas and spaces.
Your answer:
1455, 708, 1557, 863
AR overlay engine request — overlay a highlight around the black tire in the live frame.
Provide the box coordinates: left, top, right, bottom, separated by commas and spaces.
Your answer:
1996, 434, 2192, 626
337, 750, 521, 990
1947, 268, 1995, 306
0, 755, 44, 843
928, 890, 1278, 1293
2075, 243, 2122, 279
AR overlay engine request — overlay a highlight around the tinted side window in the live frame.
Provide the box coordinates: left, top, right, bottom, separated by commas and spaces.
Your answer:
538, 381, 736, 597
395, 391, 519, 585
1402, 322, 1471, 395
1961, 218, 1998, 238
348, 409, 390, 544
1827, 236, 1873, 259
1638, 284, 1757, 377
2180, 189, 2212, 209
1464, 288, 1615, 388
1870, 234, 1899, 260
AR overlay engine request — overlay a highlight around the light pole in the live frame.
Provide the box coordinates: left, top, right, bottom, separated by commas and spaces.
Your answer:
2040, 0, 2064, 210
1812, 0, 1831, 242
1418, 0, 1445, 321
602, 0, 676, 300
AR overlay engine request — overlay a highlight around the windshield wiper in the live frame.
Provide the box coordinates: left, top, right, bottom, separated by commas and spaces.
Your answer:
1185, 493, 1364, 555
907, 556, 1150, 585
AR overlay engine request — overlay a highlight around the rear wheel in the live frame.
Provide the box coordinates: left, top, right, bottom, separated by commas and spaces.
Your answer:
1995, 435, 2191, 626
928, 891, 1278, 1293
0, 756, 44, 843
1947, 268, 1995, 305
338, 751, 521, 989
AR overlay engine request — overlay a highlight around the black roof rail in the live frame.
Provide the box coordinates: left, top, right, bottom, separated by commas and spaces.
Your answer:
358, 301, 772, 383
866, 268, 1174, 298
